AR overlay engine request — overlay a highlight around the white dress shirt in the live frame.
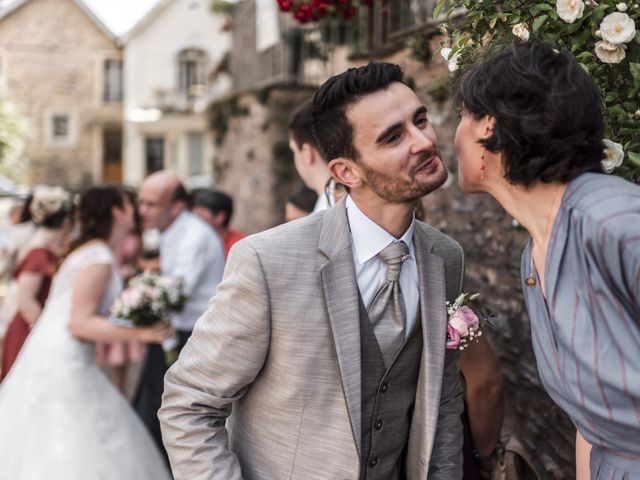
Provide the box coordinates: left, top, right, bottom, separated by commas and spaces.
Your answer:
160, 211, 225, 332
345, 196, 419, 337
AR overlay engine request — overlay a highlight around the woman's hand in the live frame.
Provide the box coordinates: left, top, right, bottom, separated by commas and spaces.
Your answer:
138, 322, 175, 344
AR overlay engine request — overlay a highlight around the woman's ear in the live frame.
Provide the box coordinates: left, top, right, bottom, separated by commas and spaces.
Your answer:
329, 158, 363, 190
482, 115, 496, 138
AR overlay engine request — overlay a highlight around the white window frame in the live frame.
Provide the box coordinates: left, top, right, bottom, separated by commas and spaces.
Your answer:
44, 109, 77, 147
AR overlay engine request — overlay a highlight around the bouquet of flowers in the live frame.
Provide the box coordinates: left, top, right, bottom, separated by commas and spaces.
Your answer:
445, 292, 495, 351
110, 271, 185, 363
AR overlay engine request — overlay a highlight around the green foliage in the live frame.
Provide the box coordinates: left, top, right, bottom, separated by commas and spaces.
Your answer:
208, 94, 249, 146
210, 0, 236, 15
436, 0, 640, 182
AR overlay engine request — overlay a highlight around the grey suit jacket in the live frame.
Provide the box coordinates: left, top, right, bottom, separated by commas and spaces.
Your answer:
159, 197, 464, 480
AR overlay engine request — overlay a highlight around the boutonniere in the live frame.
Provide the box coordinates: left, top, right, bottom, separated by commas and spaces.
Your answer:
446, 293, 494, 351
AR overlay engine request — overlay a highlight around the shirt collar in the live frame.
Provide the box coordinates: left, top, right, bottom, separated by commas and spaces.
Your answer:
345, 195, 416, 265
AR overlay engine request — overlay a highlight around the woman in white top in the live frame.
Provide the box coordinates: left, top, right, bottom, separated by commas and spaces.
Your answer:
0, 185, 173, 479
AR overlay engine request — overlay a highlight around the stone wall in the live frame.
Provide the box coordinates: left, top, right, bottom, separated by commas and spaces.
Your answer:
209, 88, 313, 233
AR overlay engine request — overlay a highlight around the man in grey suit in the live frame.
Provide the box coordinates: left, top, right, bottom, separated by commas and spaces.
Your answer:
160, 62, 464, 480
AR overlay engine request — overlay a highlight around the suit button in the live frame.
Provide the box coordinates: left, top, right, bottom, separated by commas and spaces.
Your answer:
381, 383, 388, 393
375, 419, 383, 430
369, 457, 378, 467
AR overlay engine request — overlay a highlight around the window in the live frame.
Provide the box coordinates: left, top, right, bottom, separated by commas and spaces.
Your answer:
52, 115, 69, 140
103, 59, 123, 102
146, 137, 165, 174
177, 49, 208, 97
188, 132, 204, 176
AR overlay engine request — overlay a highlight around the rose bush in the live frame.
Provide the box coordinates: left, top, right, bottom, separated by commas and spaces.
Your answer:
436, 0, 640, 182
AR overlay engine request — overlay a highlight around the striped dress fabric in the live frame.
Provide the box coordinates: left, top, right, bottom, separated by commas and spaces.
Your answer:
520, 173, 640, 479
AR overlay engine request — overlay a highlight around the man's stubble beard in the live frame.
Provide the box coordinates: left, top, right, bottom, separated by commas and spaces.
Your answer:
359, 154, 448, 204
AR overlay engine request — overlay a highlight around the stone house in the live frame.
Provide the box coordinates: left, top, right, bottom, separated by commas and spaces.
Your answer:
121, 0, 231, 187
0, 0, 124, 186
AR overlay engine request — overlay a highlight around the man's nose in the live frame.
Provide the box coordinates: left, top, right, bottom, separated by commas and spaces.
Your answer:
408, 124, 435, 154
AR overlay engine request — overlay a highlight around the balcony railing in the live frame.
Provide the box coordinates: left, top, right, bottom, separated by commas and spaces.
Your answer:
229, 0, 453, 93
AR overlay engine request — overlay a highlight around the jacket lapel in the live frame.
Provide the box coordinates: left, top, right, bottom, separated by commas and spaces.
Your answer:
319, 197, 363, 457
412, 223, 446, 467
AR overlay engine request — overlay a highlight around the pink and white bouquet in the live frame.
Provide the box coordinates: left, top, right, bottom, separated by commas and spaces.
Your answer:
446, 292, 494, 351
111, 271, 185, 362
111, 271, 185, 327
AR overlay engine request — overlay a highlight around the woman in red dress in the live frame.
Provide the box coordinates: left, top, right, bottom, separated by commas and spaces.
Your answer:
0, 186, 75, 380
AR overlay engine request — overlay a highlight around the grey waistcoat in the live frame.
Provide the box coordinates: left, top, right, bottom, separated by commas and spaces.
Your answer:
359, 296, 423, 480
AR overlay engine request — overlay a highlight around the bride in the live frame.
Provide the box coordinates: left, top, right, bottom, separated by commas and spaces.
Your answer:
0, 185, 173, 479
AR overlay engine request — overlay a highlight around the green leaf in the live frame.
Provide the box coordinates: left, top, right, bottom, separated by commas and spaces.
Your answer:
608, 105, 627, 116
628, 152, 640, 168
576, 51, 594, 62
433, 0, 447, 19
532, 14, 548, 32
635, 30, 640, 45
605, 93, 618, 103
630, 63, 640, 81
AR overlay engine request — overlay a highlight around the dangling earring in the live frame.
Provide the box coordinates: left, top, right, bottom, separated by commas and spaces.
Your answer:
480, 154, 486, 181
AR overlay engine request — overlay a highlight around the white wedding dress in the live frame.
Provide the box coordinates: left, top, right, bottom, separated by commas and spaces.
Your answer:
0, 242, 171, 479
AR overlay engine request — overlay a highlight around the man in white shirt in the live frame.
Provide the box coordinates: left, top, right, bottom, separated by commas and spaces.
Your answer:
134, 170, 225, 461
161, 63, 464, 479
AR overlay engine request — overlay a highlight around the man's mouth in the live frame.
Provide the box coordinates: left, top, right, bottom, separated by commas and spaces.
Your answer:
414, 155, 440, 175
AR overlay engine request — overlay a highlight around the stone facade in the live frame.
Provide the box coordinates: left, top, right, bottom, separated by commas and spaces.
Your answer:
0, 0, 123, 187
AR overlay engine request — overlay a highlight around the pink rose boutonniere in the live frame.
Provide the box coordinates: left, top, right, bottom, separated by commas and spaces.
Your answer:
446, 293, 493, 350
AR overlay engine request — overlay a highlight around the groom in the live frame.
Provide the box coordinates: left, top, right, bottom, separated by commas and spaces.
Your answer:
160, 62, 464, 479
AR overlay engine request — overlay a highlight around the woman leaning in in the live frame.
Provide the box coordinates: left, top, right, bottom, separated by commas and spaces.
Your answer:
454, 42, 640, 479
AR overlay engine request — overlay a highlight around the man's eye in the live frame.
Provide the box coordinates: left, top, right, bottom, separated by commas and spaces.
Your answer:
416, 117, 427, 126
387, 133, 401, 143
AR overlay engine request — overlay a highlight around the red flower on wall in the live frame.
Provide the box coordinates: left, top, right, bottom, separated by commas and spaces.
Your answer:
276, 0, 374, 24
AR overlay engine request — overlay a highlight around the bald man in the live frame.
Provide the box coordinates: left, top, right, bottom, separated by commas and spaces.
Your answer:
134, 170, 225, 460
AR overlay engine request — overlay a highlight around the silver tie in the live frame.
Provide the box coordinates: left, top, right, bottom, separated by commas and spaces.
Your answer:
367, 241, 409, 367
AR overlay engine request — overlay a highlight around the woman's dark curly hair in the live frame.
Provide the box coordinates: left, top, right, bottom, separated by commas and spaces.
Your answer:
454, 42, 605, 187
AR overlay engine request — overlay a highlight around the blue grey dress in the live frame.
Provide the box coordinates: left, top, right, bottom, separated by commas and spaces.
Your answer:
520, 173, 640, 479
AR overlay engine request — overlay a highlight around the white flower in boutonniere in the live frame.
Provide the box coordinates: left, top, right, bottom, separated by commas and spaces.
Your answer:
595, 40, 627, 63
446, 293, 494, 351
512, 23, 530, 41
600, 12, 636, 44
601, 139, 624, 173
556, 0, 585, 23
440, 47, 461, 72
617, 2, 628, 11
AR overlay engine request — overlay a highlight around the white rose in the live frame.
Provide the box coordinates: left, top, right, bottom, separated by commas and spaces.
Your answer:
440, 47, 461, 72
556, 0, 585, 23
449, 316, 469, 337
617, 2, 628, 11
601, 139, 624, 173
595, 40, 626, 63
512, 23, 530, 41
600, 12, 636, 44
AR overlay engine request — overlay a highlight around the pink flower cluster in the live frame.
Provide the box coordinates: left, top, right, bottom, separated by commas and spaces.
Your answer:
446, 305, 481, 350
277, 0, 373, 23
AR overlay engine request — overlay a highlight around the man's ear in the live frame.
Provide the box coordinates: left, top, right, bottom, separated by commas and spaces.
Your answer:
329, 157, 363, 190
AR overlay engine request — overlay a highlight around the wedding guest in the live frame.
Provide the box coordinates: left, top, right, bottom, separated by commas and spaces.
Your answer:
161, 62, 465, 479
1, 186, 75, 380
0, 185, 173, 479
0, 194, 35, 278
454, 42, 640, 479
285, 183, 318, 221
192, 189, 245, 256
135, 170, 225, 459
289, 98, 337, 211
96, 189, 146, 394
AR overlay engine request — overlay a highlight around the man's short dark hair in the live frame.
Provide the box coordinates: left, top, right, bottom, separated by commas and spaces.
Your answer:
171, 182, 190, 207
454, 42, 605, 187
288, 98, 317, 150
193, 189, 234, 228
311, 62, 405, 162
